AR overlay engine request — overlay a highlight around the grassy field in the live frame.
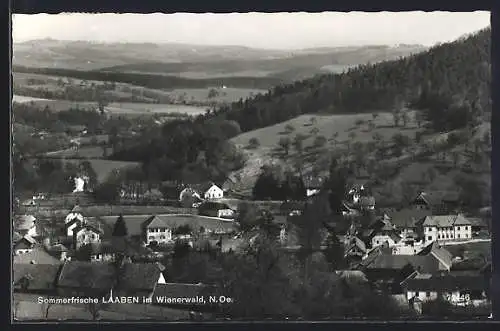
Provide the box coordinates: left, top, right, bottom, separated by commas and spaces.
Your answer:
444, 241, 492, 260
13, 95, 207, 116
168, 87, 266, 103
228, 110, 490, 203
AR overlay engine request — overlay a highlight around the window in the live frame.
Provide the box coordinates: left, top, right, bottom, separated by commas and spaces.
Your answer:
457, 227, 461, 231
426, 292, 431, 297
160, 236, 165, 240
428, 236, 432, 241
148, 236, 154, 240
438, 234, 441, 239
415, 291, 420, 297
457, 234, 460, 238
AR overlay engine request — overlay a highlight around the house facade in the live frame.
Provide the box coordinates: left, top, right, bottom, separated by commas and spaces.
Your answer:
422, 215, 472, 243
401, 273, 490, 308
203, 184, 224, 200
142, 216, 174, 246
73, 224, 102, 250
13, 236, 37, 255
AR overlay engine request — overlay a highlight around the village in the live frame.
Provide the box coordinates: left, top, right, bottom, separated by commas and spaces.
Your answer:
12, 172, 492, 320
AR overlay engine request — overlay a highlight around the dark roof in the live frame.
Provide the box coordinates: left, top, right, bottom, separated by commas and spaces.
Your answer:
143, 214, 236, 233
13, 264, 61, 291
153, 283, 218, 305
422, 215, 471, 228
13, 248, 61, 265
413, 191, 460, 206
57, 261, 116, 290
451, 257, 489, 271
387, 208, 433, 228
364, 254, 438, 272
117, 263, 162, 291
14, 237, 36, 250
402, 274, 488, 292
189, 183, 220, 194
417, 242, 453, 269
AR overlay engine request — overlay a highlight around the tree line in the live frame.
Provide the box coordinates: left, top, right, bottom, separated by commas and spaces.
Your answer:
12, 65, 282, 90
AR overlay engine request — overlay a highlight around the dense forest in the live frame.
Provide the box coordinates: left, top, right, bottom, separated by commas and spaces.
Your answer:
198, 28, 490, 133
12, 65, 283, 90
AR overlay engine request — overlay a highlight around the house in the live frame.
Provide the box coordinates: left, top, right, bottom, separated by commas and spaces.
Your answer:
198, 201, 235, 219
386, 208, 432, 239
13, 236, 37, 255
416, 242, 453, 271
56, 261, 116, 298
14, 215, 38, 237
201, 183, 224, 200
113, 262, 166, 299
81, 239, 153, 263
152, 283, 219, 311
14, 246, 61, 265
142, 214, 237, 246
357, 243, 452, 294
371, 232, 402, 249
13, 264, 61, 295
344, 236, 367, 263
401, 272, 490, 308
65, 204, 85, 224
48, 244, 70, 262
303, 176, 324, 197
142, 216, 174, 246
72, 223, 103, 250
411, 191, 461, 214
422, 215, 472, 243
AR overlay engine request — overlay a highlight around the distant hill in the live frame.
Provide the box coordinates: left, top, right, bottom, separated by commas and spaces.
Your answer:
13, 39, 426, 82
206, 28, 490, 132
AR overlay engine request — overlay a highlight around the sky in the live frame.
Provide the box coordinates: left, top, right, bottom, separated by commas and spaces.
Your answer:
12, 12, 490, 50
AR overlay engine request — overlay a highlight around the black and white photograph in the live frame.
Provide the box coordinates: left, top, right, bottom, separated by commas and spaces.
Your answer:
11, 11, 492, 321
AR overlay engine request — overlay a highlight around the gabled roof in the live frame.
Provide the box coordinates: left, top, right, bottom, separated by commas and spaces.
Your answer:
413, 191, 460, 206
189, 183, 221, 194
345, 236, 367, 255
422, 215, 471, 228
387, 208, 433, 228
416, 242, 453, 270
117, 263, 163, 291
57, 261, 116, 290
14, 236, 37, 250
401, 273, 488, 292
13, 247, 61, 265
143, 214, 236, 233
364, 254, 439, 273
73, 223, 103, 235
70, 205, 84, 214
13, 264, 61, 291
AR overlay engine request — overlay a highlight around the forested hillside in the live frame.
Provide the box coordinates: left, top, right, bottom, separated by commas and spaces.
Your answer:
204, 28, 490, 132
106, 28, 490, 189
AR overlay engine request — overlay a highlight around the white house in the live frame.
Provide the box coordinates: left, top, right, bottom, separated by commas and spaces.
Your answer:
401, 272, 489, 308
13, 235, 37, 255
422, 215, 472, 243
203, 184, 224, 200
73, 224, 102, 250
65, 205, 85, 224
143, 216, 174, 246
371, 232, 402, 248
